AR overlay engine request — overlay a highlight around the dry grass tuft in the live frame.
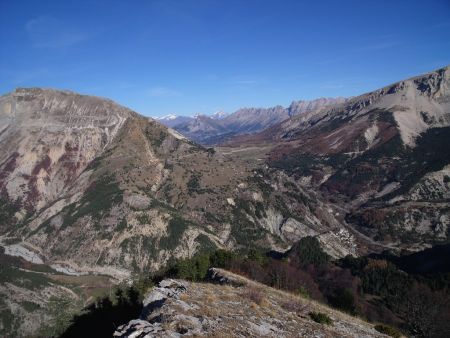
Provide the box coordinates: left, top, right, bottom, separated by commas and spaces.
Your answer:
205, 293, 218, 303
192, 300, 219, 318
242, 287, 265, 306
281, 299, 310, 314
179, 293, 189, 301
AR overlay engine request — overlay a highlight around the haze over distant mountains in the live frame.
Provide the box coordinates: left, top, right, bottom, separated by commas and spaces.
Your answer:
156, 97, 347, 145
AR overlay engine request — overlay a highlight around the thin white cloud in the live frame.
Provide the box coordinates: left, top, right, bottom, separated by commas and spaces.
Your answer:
360, 41, 399, 51
227, 76, 269, 88
233, 80, 259, 85
25, 16, 88, 48
148, 86, 181, 97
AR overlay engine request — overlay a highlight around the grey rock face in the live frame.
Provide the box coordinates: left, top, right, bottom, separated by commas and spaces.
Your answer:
287, 97, 348, 117
0, 88, 135, 211
140, 279, 188, 321
113, 319, 166, 337
114, 279, 201, 338
206, 267, 246, 286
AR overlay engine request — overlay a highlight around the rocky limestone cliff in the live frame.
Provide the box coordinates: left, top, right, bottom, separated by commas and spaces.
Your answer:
276, 65, 450, 146
0, 88, 135, 212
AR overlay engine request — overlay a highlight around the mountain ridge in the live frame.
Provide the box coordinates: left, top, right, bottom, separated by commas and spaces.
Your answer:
224, 64, 450, 251
156, 97, 347, 145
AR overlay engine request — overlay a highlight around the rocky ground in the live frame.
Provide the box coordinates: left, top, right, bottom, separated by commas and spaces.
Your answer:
115, 269, 387, 338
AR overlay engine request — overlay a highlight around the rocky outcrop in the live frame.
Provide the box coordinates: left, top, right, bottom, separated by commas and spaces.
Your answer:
114, 279, 201, 337
114, 269, 385, 337
206, 267, 246, 286
113, 320, 161, 338
140, 279, 188, 320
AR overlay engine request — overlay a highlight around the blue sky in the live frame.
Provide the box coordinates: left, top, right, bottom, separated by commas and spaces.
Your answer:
1, 0, 449, 117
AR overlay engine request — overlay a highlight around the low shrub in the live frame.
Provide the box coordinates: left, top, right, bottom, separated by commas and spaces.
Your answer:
374, 324, 402, 338
297, 286, 310, 299
243, 288, 265, 305
309, 311, 333, 325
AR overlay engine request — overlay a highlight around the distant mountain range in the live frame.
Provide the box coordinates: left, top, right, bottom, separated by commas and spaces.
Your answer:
1, 66, 449, 336
156, 97, 347, 145
155, 111, 229, 128
154, 114, 194, 128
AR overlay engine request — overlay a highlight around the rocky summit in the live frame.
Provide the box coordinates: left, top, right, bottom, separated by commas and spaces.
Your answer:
114, 269, 385, 338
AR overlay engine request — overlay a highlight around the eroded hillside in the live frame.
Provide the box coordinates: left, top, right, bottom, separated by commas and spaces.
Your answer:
0, 88, 352, 283
225, 65, 450, 251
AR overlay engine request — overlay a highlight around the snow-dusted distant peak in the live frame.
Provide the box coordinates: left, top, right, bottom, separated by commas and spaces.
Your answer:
211, 111, 228, 119
154, 114, 195, 128
156, 114, 178, 121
